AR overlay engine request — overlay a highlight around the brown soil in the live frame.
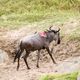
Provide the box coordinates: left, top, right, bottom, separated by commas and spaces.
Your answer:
0, 19, 80, 80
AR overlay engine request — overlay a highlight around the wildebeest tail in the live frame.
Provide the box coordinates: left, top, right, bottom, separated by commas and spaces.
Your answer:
13, 41, 24, 63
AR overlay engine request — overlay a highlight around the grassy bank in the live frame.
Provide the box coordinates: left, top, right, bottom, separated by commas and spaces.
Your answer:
0, 0, 80, 41
39, 72, 78, 80
0, 0, 80, 28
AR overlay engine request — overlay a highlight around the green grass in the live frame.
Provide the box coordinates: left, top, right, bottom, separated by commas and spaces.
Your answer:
0, 0, 80, 28
39, 72, 78, 80
0, 10, 80, 29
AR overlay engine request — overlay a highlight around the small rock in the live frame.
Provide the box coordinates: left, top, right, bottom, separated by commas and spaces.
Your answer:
0, 49, 9, 63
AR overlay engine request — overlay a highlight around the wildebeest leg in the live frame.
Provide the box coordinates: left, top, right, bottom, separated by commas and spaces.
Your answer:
36, 50, 40, 68
17, 57, 20, 70
51, 48, 53, 53
23, 50, 30, 69
46, 47, 56, 64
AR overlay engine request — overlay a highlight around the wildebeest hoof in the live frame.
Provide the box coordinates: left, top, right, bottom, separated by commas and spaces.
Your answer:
36, 65, 39, 68
27, 67, 31, 69
54, 61, 57, 64
17, 68, 19, 71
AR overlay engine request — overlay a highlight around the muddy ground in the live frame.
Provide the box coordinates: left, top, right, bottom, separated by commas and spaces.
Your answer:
0, 19, 80, 80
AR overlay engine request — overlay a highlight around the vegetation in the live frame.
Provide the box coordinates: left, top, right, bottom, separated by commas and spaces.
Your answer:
0, 0, 80, 40
39, 72, 78, 80
0, 0, 80, 28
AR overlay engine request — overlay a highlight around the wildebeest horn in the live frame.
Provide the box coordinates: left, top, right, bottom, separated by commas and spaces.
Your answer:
45, 29, 50, 32
49, 25, 53, 30
56, 28, 60, 32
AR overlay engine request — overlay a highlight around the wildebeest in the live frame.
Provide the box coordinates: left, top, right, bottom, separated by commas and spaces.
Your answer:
13, 26, 60, 70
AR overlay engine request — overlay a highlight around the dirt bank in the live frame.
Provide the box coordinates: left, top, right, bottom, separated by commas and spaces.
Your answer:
0, 18, 80, 80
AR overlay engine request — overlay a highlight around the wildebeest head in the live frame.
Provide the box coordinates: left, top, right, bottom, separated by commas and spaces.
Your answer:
46, 26, 60, 44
